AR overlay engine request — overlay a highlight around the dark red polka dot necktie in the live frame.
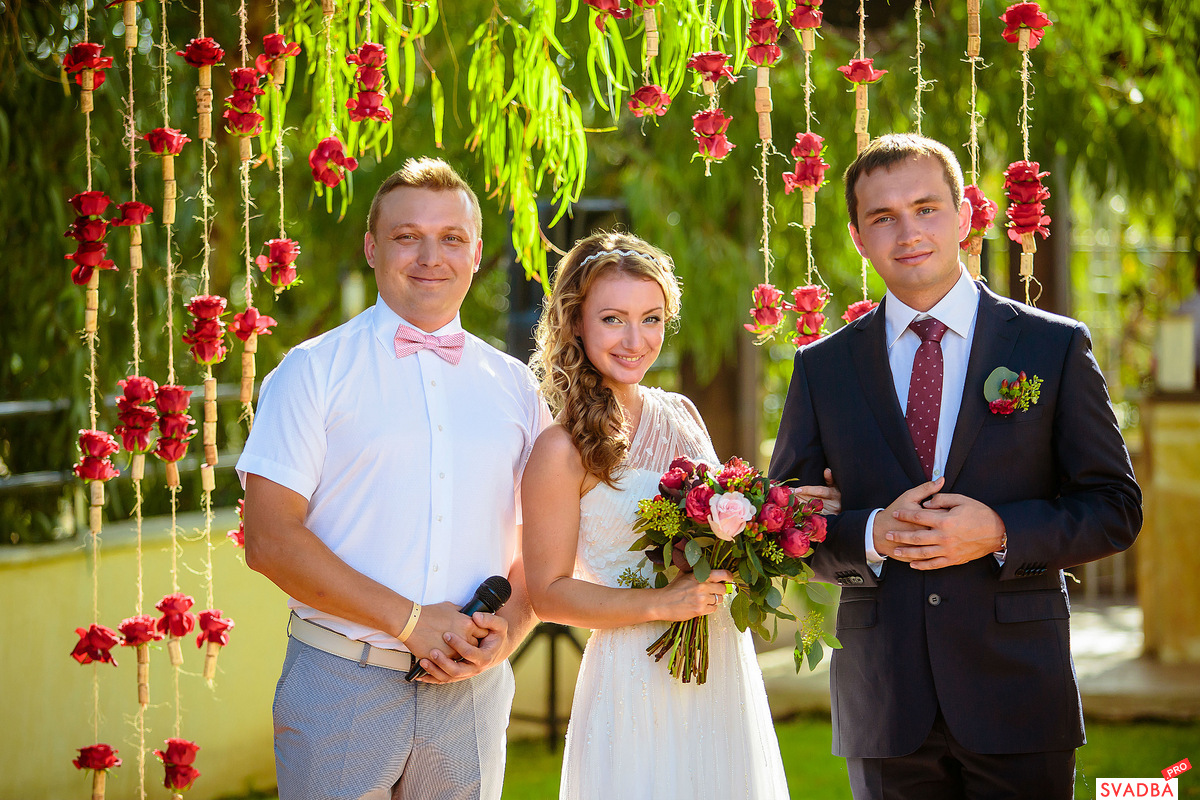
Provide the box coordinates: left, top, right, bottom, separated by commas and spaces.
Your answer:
906, 318, 949, 480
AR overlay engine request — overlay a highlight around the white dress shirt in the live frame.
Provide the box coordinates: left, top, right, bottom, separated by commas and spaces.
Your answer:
237, 297, 551, 649
865, 268, 981, 570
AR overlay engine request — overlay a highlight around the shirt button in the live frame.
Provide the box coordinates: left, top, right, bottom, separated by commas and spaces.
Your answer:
432, 564, 439, 573
436, 515, 443, 522
437, 425, 443, 432
928, 593, 942, 606
430, 380, 436, 387
439, 472, 445, 479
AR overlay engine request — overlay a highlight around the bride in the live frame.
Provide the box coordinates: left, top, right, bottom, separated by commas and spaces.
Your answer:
522, 231, 791, 798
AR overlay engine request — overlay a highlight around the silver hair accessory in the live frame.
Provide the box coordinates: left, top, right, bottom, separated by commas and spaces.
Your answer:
580, 248, 654, 267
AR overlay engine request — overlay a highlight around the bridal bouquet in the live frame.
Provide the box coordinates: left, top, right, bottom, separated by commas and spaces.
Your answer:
629, 455, 840, 683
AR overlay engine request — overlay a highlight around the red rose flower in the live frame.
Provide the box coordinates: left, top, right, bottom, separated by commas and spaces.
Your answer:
346, 42, 387, 68
584, 0, 633, 30
347, 90, 392, 122
632, 0, 659, 5
804, 513, 828, 543
309, 137, 359, 188
222, 109, 265, 136
1000, 2, 1052, 49
69, 190, 112, 217
65, 241, 116, 270
120, 614, 165, 647
758, 503, 787, 533
187, 295, 226, 319
748, 17, 780, 44
119, 375, 159, 404
684, 485, 716, 523
63, 42, 114, 88
231, 306, 278, 342
669, 456, 697, 476
789, 284, 829, 312
842, 299, 878, 323
796, 311, 825, 336
687, 51, 737, 84
79, 429, 119, 458
261, 237, 301, 266
837, 57, 887, 85
156, 385, 193, 414
716, 457, 753, 489
696, 134, 735, 161
789, 0, 823, 29
111, 201, 153, 227
229, 67, 265, 95
767, 485, 791, 507
256, 32, 302, 76
143, 127, 191, 155
778, 526, 811, 558
74, 743, 122, 771
752, 0, 777, 16
65, 217, 109, 242
782, 155, 830, 193
1004, 160, 1052, 240
177, 37, 225, 67
746, 305, 784, 331
196, 609, 235, 647
115, 407, 157, 453
747, 43, 782, 66
692, 108, 732, 137
628, 84, 671, 118
752, 283, 784, 309
790, 131, 824, 159
960, 184, 998, 246
164, 763, 201, 791
156, 593, 196, 638
71, 623, 121, 665
158, 412, 196, 440
154, 437, 190, 463
75, 457, 119, 482
658, 467, 688, 498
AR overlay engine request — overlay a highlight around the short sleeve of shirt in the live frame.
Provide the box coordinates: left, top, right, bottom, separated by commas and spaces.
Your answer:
236, 347, 328, 500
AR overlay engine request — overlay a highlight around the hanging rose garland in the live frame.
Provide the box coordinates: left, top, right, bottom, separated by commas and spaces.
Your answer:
114, 375, 158, 482
1000, 2, 1053, 49
224, 67, 266, 162
256, 238, 303, 292
196, 609, 235, 682
143, 128, 190, 226
156, 592, 197, 668
837, 58, 887, 155
176, 38, 225, 140
155, 738, 201, 795
110, 200, 153, 275
154, 385, 195, 489
627, 84, 671, 118
583, 0, 633, 31
744, 284, 787, 341
959, 185, 998, 277
789, 0, 823, 50
789, 285, 830, 347
231, 306, 277, 407
346, 43, 392, 123
64, 192, 115, 294
71, 622, 121, 666
119, 613, 163, 707
62, 42, 113, 114
746, 0, 782, 144
842, 299, 878, 323
782, 132, 830, 228
75, 429, 120, 537
73, 743, 121, 800
687, 51, 737, 175
183, 295, 228, 484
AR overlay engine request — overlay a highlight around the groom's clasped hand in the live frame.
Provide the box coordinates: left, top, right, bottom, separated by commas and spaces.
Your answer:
875, 477, 1009, 570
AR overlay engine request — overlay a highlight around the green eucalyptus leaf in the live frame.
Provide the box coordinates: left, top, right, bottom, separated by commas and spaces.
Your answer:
984, 367, 1019, 402
684, 538, 702, 566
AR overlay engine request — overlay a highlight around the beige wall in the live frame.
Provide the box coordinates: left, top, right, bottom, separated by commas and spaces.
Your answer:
0, 506, 584, 800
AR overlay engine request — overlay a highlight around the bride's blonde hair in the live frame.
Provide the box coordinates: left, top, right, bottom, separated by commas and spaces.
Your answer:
531, 231, 682, 486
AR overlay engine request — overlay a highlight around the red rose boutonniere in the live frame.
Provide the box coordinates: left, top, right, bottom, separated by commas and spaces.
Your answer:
984, 366, 1043, 415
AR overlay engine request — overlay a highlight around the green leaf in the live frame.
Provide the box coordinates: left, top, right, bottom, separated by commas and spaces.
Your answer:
731, 591, 751, 631
654, 572, 668, 589
823, 632, 842, 650
807, 639, 824, 671
765, 585, 783, 609
684, 538, 702, 566
430, 70, 444, 148
693, 555, 711, 583
805, 581, 835, 606
984, 366, 1019, 402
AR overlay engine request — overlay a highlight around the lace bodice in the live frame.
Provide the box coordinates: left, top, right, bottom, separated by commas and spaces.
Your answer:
575, 387, 720, 587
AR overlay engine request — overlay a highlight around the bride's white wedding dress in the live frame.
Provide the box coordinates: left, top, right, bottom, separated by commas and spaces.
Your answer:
559, 387, 790, 799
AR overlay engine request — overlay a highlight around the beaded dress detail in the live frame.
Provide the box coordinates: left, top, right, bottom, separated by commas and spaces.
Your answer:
559, 387, 789, 799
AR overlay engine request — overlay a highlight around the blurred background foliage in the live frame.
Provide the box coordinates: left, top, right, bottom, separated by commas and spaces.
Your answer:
1, 0, 1197, 542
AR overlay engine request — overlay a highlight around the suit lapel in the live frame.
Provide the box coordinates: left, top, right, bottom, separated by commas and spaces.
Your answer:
849, 298, 927, 486
942, 284, 1020, 489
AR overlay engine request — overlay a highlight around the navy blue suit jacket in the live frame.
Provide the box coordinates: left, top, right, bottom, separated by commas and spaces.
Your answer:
769, 283, 1142, 758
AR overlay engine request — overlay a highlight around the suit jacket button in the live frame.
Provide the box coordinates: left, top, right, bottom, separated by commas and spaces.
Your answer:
928, 593, 942, 606
849, 575, 864, 585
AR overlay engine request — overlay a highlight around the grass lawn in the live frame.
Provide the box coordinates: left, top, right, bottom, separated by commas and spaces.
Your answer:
498, 717, 1200, 799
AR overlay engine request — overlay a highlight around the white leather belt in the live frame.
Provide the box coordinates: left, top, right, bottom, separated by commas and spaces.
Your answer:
288, 613, 414, 672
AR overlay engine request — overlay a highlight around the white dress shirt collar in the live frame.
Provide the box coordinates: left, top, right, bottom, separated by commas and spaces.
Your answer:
884, 267, 979, 349
371, 295, 465, 358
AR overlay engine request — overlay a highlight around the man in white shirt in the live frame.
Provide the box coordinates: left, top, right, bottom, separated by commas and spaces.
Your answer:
238, 158, 549, 800
770, 134, 1141, 799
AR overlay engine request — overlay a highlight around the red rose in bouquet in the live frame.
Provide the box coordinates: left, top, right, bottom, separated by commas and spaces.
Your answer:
632, 456, 839, 682
628, 84, 671, 118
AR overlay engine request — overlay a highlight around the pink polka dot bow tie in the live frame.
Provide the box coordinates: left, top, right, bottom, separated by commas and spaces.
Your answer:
394, 325, 465, 365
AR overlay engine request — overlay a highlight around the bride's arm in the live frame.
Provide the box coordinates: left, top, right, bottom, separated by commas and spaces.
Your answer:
522, 424, 731, 630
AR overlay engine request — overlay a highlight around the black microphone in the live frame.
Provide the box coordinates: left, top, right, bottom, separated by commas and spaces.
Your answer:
404, 575, 512, 682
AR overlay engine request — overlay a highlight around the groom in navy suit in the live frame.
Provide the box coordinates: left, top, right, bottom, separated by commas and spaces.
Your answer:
770, 134, 1141, 799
